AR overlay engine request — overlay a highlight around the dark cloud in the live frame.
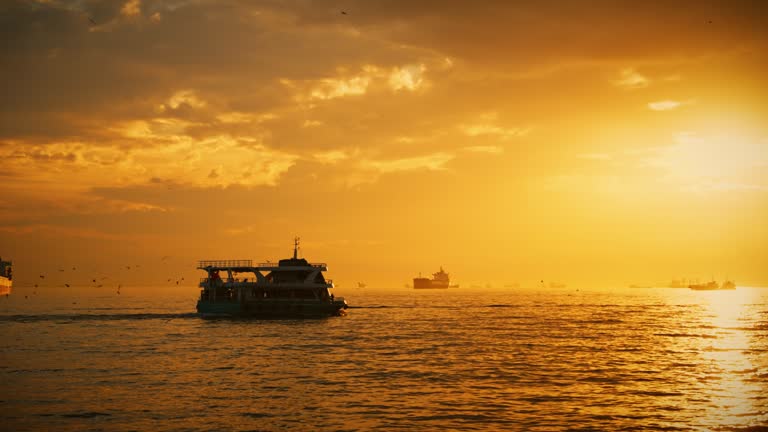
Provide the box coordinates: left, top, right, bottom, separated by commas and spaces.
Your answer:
289, 0, 768, 64
0, 0, 411, 141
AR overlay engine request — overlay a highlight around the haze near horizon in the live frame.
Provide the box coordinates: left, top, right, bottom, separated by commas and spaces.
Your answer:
1, 0, 767, 290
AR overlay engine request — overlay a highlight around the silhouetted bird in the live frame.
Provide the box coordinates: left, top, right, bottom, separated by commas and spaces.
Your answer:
92, 279, 96, 283
65, 283, 70, 287
39, 275, 45, 279
72, 267, 76, 270
126, 266, 131, 270
341, 10, 347, 15
176, 281, 179, 285
59, 269, 65, 272
88, 17, 97, 25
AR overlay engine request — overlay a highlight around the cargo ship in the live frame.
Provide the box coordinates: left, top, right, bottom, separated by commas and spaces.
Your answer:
688, 280, 719, 290
0, 257, 11, 296
413, 266, 458, 289
196, 238, 347, 317
689, 279, 736, 291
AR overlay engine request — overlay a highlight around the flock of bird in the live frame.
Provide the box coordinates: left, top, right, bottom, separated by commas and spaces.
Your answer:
17, 257, 187, 299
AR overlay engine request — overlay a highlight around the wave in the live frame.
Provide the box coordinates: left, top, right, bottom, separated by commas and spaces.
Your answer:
653, 333, 719, 339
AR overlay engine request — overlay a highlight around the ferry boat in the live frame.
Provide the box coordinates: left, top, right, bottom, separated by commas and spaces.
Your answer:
413, 266, 457, 289
196, 238, 347, 317
0, 257, 11, 296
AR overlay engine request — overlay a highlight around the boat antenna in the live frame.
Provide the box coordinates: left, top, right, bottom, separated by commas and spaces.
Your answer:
293, 236, 300, 259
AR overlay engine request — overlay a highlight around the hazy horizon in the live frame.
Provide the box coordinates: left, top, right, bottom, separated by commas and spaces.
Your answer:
2, 0, 767, 290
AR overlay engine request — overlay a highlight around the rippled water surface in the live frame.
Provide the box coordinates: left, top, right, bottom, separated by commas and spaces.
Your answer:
1, 287, 767, 431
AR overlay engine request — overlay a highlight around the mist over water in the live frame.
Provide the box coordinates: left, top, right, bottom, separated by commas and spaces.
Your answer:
1, 288, 767, 431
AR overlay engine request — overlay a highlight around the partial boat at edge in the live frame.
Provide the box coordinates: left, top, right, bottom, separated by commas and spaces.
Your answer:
0, 257, 11, 296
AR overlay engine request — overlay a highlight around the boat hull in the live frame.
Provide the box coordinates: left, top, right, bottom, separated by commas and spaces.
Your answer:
196, 299, 347, 318
413, 278, 450, 289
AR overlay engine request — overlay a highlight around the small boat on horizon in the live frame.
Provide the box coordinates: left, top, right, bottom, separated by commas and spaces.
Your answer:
689, 279, 735, 291
668, 278, 689, 288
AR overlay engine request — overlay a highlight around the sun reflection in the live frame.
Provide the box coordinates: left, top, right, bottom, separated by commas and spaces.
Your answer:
696, 289, 762, 425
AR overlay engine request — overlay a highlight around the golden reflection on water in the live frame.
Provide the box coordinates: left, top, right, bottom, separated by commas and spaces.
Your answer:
695, 289, 762, 425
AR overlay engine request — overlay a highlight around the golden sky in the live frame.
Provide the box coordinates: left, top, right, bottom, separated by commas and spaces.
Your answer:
1, 0, 767, 289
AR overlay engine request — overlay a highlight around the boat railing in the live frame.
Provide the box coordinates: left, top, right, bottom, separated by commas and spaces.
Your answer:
255, 262, 327, 268
198, 259, 253, 268
200, 277, 257, 284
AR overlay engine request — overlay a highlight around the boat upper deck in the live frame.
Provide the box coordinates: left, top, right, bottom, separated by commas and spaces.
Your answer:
197, 259, 328, 272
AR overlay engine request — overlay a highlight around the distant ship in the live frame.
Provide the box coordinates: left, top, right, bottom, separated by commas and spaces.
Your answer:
668, 279, 689, 288
0, 257, 12, 296
196, 238, 348, 317
689, 279, 736, 291
413, 267, 458, 289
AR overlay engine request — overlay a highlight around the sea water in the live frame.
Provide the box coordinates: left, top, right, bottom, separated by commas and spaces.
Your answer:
1, 287, 767, 431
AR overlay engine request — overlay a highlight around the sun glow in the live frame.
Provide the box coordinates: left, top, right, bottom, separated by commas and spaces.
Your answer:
647, 128, 768, 193
697, 289, 762, 424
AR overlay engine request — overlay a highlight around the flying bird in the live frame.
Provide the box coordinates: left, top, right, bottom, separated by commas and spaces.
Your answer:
88, 17, 97, 25
65, 283, 70, 287
341, 10, 348, 15
39, 275, 45, 279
